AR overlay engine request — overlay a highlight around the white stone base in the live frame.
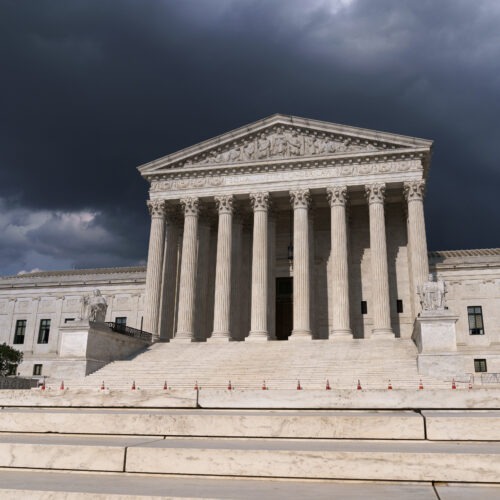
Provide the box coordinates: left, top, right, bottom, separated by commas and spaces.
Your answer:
412, 311, 458, 353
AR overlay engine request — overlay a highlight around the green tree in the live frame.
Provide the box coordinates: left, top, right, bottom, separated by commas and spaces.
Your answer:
0, 343, 23, 377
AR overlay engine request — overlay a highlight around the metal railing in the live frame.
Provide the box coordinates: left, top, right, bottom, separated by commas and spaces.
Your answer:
104, 322, 152, 343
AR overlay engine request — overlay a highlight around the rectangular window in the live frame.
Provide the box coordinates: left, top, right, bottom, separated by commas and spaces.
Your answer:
361, 301, 367, 315
115, 316, 127, 333
13, 319, 27, 344
396, 300, 403, 314
115, 317, 127, 327
64, 318, 75, 324
474, 359, 487, 373
468, 306, 484, 335
33, 364, 43, 376
37, 319, 51, 344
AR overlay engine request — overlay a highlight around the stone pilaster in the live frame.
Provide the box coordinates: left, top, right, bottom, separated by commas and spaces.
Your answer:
327, 185, 352, 338
365, 184, 394, 338
290, 189, 312, 340
404, 180, 429, 315
143, 199, 167, 339
247, 192, 270, 341
174, 197, 200, 342
158, 211, 180, 341
211, 195, 234, 341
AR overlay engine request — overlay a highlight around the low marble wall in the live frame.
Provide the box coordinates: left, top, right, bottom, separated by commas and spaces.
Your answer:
57, 321, 149, 377
1, 388, 500, 409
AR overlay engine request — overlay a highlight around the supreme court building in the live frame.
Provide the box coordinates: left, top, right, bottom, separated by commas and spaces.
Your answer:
140, 114, 436, 343
1, 115, 499, 379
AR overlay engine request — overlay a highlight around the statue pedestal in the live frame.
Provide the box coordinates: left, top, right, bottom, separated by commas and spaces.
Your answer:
412, 311, 464, 377
412, 310, 458, 354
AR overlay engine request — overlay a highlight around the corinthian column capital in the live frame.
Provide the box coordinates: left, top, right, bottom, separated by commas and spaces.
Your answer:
147, 199, 167, 218
215, 195, 235, 214
290, 188, 311, 209
326, 185, 348, 207
403, 180, 426, 202
365, 183, 386, 204
180, 197, 200, 216
250, 192, 270, 212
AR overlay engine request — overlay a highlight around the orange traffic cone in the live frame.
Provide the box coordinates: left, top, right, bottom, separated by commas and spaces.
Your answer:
451, 378, 456, 390
387, 380, 393, 390
194, 381, 199, 390
163, 380, 168, 390
297, 380, 302, 390
262, 380, 267, 390
60, 380, 65, 391
357, 379, 362, 390
326, 379, 331, 390
100, 381, 105, 391
227, 380, 232, 390
131, 380, 136, 390
418, 379, 424, 390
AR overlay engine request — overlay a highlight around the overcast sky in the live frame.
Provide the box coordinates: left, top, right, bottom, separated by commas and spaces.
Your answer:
1, 0, 499, 276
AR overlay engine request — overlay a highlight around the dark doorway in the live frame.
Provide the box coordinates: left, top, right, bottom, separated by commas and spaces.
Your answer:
276, 277, 293, 340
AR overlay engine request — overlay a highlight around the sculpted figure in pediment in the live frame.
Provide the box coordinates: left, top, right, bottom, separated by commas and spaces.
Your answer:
242, 141, 255, 161
286, 130, 302, 156
257, 133, 271, 159
313, 136, 325, 154
304, 135, 315, 156
228, 146, 241, 162
271, 127, 286, 156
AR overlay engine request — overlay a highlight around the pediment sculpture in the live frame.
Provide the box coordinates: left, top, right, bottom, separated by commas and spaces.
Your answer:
182, 125, 389, 167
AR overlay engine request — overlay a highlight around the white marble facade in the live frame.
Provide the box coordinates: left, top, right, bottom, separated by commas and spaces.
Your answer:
1, 115, 499, 378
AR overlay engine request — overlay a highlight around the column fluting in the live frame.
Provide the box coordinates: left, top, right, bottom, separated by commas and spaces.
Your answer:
143, 199, 167, 339
158, 212, 179, 341
247, 192, 270, 341
211, 195, 234, 341
327, 185, 352, 338
366, 183, 394, 338
174, 197, 200, 342
404, 180, 429, 315
290, 189, 312, 340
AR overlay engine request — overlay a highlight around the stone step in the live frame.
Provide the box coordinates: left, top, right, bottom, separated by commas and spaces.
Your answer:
0, 470, 447, 500
0, 433, 499, 482
2, 470, 500, 500
0, 408, 425, 439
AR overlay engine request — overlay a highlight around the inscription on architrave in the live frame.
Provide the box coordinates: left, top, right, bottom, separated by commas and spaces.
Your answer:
150, 160, 421, 193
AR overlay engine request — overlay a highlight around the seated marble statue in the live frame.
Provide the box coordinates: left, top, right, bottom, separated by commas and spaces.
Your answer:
80, 289, 108, 323
417, 274, 447, 312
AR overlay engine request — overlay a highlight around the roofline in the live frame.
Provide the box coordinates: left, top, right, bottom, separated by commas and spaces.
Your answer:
137, 114, 433, 175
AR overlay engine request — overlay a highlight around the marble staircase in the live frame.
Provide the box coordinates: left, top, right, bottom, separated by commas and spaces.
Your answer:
0, 406, 499, 498
49, 338, 462, 391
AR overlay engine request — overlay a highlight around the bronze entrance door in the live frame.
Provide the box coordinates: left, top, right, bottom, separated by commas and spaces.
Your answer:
275, 277, 293, 340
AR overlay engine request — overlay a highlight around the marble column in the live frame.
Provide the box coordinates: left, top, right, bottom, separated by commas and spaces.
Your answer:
327, 185, 352, 338
158, 211, 179, 341
174, 197, 199, 342
404, 180, 429, 314
247, 192, 270, 341
290, 189, 312, 340
211, 195, 234, 341
365, 183, 394, 338
143, 199, 166, 339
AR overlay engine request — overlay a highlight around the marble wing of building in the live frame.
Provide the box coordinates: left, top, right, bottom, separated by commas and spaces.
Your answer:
1, 114, 499, 382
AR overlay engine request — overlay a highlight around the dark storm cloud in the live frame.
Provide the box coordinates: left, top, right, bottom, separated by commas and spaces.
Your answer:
0, 0, 499, 274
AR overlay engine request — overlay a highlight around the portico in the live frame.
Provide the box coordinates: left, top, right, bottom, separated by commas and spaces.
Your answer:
139, 114, 432, 342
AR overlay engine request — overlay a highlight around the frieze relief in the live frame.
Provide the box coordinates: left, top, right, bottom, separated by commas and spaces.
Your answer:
177, 125, 393, 168
150, 160, 422, 193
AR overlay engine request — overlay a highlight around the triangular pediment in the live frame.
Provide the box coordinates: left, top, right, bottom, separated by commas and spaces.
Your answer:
138, 114, 432, 177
